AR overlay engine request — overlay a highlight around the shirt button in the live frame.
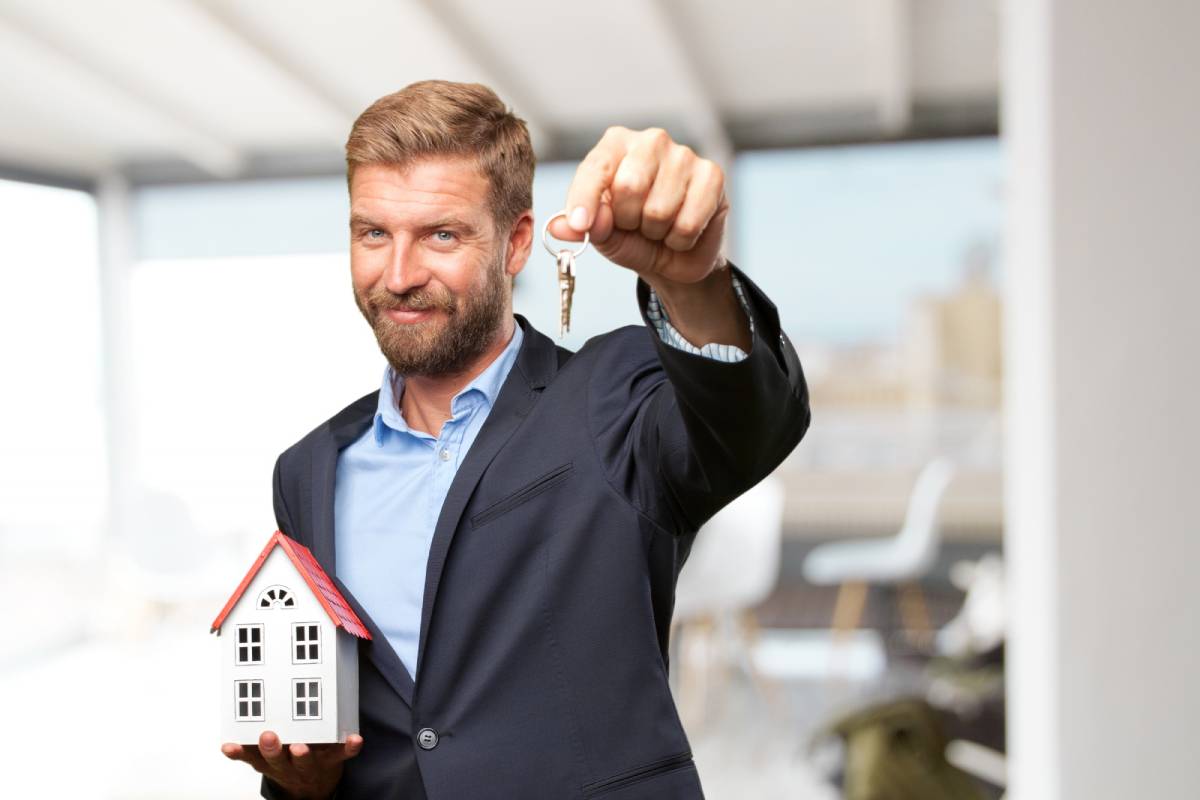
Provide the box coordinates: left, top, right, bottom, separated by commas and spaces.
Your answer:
417, 727, 439, 750
439, 448, 450, 462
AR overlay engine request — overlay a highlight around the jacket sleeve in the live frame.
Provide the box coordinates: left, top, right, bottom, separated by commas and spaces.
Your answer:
588, 261, 811, 536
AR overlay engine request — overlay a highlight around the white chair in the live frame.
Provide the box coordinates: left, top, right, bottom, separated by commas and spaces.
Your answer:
671, 475, 786, 728
802, 457, 958, 644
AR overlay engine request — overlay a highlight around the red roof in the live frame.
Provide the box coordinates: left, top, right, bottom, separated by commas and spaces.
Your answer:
210, 531, 371, 640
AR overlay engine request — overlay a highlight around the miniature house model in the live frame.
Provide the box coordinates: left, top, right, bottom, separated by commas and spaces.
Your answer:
211, 531, 371, 744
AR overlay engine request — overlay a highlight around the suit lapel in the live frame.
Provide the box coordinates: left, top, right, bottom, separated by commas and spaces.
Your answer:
413, 315, 560, 693
311, 391, 419, 707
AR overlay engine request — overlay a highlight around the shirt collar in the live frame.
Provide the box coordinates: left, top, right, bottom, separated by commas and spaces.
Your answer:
372, 320, 525, 444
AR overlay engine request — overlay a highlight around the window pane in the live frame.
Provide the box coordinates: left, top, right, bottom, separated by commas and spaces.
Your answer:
309, 681, 318, 696
295, 625, 305, 643
251, 683, 261, 698
251, 701, 261, 717
238, 683, 247, 698
251, 627, 261, 643
296, 701, 305, 717
309, 701, 318, 717
308, 644, 318, 660
238, 646, 247, 662
309, 625, 318, 639
250, 645, 261, 661
238, 628, 247, 643
239, 701, 248, 717
296, 682, 305, 699
295, 644, 304, 660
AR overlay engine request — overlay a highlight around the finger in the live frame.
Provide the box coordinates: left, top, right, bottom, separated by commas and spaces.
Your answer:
289, 743, 316, 780
564, 127, 632, 233
259, 730, 291, 772
610, 130, 671, 232
664, 159, 724, 253
341, 734, 365, 762
639, 145, 695, 242
222, 742, 269, 773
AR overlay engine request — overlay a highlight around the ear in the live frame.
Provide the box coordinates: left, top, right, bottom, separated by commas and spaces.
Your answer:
504, 209, 535, 280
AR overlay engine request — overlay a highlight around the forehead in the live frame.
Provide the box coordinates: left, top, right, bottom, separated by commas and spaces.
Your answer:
349, 157, 490, 225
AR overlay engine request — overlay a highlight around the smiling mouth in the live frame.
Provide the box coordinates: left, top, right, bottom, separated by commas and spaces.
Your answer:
383, 307, 438, 324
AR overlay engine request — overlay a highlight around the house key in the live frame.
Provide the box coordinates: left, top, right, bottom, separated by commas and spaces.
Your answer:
542, 210, 590, 337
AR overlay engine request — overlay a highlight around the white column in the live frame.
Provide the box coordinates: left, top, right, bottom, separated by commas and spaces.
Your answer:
1003, 2, 1200, 798
96, 171, 137, 539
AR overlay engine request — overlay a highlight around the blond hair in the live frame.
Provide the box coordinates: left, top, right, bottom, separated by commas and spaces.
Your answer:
345, 80, 534, 234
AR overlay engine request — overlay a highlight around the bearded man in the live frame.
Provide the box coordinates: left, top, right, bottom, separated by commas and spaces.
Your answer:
222, 79, 810, 800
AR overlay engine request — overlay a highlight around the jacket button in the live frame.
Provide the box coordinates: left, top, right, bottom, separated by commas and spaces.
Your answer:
416, 727, 439, 750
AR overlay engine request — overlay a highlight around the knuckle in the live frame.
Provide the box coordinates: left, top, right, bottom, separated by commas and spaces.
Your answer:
642, 202, 673, 223
603, 125, 628, 140
671, 144, 696, 165
644, 127, 670, 147
672, 218, 703, 239
612, 171, 650, 196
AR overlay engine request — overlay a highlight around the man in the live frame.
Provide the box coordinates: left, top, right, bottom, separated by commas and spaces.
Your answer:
222, 79, 810, 799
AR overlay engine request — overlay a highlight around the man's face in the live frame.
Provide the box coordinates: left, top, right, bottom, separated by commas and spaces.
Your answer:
349, 157, 517, 377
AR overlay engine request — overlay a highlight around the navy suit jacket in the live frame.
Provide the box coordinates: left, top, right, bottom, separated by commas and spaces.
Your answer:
263, 263, 810, 799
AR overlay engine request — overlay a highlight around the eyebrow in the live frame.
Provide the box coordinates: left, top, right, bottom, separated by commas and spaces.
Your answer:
349, 213, 481, 235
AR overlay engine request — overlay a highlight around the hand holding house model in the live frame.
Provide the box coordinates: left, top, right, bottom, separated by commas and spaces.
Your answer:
211, 531, 371, 745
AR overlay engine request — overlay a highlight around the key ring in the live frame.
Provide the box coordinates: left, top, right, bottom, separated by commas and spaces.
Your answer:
542, 210, 590, 257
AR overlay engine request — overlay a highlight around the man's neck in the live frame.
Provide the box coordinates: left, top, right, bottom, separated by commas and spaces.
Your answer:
396, 316, 516, 438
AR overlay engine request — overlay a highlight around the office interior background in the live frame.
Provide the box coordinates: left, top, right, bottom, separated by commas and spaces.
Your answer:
0, 1, 1194, 798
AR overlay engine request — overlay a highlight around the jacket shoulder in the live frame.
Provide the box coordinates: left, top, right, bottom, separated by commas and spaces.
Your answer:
275, 389, 379, 470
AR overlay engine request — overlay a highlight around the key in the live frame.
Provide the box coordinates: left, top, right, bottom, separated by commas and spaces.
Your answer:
542, 210, 591, 339
557, 249, 576, 336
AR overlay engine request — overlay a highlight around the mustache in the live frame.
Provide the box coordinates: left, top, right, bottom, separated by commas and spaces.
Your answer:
366, 285, 455, 314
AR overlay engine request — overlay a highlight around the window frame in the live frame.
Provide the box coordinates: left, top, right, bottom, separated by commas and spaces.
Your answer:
234, 679, 265, 722
235, 623, 264, 665
292, 621, 322, 664
291, 678, 322, 721
257, 584, 296, 610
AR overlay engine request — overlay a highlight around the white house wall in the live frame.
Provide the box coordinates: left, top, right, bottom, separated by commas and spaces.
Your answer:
219, 547, 340, 744
335, 628, 360, 740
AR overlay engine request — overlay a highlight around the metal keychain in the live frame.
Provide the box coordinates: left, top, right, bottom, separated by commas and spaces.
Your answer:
542, 211, 590, 337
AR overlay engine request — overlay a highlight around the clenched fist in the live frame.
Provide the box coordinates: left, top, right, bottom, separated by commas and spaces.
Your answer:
547, 126, 729, 286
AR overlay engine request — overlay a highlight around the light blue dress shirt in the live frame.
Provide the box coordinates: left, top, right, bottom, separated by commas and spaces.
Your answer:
335, 276, 753, 680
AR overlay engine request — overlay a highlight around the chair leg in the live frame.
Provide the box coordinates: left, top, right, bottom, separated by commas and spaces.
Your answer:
898, 581, 933, 647
676, 615, 713, 731
831, 581, 868, 639
828, 581, 869, 681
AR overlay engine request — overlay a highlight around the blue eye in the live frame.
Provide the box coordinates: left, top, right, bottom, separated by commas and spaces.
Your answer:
366, 229, 384, 239
434, 230, 455, 242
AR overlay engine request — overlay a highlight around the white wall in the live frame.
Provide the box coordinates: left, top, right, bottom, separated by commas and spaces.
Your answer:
1003, 1, 1200, 798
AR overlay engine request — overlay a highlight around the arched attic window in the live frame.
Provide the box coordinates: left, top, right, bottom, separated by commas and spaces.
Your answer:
258, 585, 296, 609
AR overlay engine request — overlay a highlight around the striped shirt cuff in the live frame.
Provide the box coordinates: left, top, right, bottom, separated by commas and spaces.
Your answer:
646, 273, 754, 363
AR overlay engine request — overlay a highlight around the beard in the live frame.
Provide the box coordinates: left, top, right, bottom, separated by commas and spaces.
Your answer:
353, 250, 509, 377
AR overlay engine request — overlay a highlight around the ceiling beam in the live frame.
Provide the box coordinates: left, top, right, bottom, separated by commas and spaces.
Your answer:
187, 0, 358, 135
409, 0, 553, 157
0, 5, 244, 178
877, 0, 914, 134
646, 0, 734, 169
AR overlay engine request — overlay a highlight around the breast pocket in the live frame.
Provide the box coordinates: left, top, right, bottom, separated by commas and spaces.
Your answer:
469, 462, 575, 528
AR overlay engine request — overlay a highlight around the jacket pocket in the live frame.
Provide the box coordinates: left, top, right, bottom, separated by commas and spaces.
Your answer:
581, 750, 696, 798
469, 462, 574, 528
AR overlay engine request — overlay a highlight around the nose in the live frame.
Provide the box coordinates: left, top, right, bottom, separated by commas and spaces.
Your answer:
382, 240, 431, 296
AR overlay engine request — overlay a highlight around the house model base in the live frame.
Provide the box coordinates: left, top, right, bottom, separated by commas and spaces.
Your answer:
211, 531, 372, 745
